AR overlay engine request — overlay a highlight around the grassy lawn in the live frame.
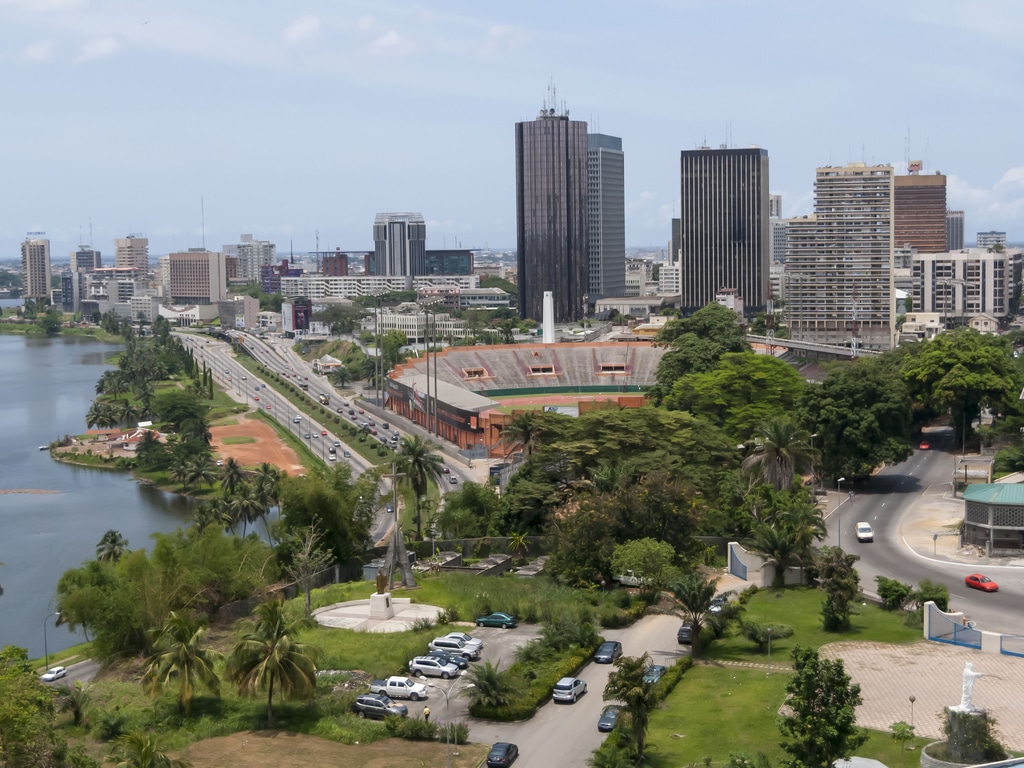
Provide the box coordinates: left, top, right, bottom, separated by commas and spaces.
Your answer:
645, 665, 930, 767
221, 436, 255, 445
705, 586, 920, 664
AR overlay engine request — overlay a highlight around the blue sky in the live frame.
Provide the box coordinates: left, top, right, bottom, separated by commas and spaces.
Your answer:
3, 0, 1024, 261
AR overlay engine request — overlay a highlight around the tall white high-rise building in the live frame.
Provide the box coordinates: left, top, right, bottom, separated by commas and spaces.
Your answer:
786, 163, 895, 352
115, 235, 149, 273
21, 236, 51, 300
225, 234, 276, 282
587, 133, 626, 301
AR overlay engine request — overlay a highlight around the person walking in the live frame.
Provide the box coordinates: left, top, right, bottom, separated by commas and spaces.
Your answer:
423, 706, 430, 723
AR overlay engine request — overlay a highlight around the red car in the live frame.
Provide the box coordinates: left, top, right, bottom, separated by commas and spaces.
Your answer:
321, 430, 328, 436
919, 441, 930, 450
965, 573, 998, 592
254, 396, 260, 401
265, 404, 272, 410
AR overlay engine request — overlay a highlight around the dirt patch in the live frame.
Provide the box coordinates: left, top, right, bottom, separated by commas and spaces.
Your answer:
210, 418, 304, 475
176, 732, 488, 768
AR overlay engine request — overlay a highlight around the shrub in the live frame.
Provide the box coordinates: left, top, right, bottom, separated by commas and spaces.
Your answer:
411, 615, 435, 631
384, 715, 438, 741
914, 579, 949, 611
737, 585, 759, 604
95, 710, 128, 742
740, 621, 794, 652
875, 576, 913, 611
439, 721, 469, 746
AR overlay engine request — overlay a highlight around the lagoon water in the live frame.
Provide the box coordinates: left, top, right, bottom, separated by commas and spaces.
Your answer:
0, 309, 193, 658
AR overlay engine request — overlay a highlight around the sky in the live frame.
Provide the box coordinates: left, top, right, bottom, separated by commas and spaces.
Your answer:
3, 0, 1024, 262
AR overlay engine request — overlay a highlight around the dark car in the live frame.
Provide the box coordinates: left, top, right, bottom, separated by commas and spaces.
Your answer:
352, 693, 408, 720
643, 664, 668, 684
594, 640, 623, 664
677, 623, 694, 645
598, 705, 621, 732
476, 612, 518, 629
486, 742, 519, 767
424, 649, 469, 670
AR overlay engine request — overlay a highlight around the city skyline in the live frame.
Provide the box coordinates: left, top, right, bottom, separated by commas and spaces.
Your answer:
4, 1, 1024, 261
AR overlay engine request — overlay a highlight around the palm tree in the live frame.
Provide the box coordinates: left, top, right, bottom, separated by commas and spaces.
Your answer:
744, 523, 805, 589
57, 681, 90, 726
107, 731, 191, 768
498, 411, 543, 459
668, 573, 718, 656
219, 457, 245, 496
180, 417, 212, 446
228, 483, 263, 537
226, 598, 321, 726
464, 661, 518, 708
96, 530, 129, 562
86, 401, 118, 429
397, 435, 444, 539
186, 458, 217, 491
507, 531, 529, 561
169, 459, 193, 492
190, 502, 229, 534
742, 416, 815, 491
142, 612, 222, 716
116, 398, 139, 426
603, 653, 659, 760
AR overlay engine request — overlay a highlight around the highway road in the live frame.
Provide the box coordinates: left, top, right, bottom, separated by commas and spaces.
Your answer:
824, 427, 1024, 636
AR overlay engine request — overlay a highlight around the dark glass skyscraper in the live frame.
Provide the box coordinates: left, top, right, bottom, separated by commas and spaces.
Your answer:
515, 107, 588, 322
679, 147, 769, 315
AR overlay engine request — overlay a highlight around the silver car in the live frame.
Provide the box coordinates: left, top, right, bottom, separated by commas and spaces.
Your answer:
552, 676, 587, 703
444, 631, 483, 655
408, 655, 460, 679
428, 636, 481, 660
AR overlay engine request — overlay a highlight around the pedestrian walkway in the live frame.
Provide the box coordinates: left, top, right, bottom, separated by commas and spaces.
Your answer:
820, 640, 1024, 750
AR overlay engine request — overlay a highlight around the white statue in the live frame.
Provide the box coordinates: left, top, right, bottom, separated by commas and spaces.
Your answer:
951, 662, 987, 713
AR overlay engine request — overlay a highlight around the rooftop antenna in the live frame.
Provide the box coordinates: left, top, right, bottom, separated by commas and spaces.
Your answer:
315, 230, 320, 272
201, 196, 206, 250
89, 218, 93, 248
905, 127, 910, 173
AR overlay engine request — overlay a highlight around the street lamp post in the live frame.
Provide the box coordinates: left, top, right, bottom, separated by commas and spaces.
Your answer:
836, 477, 847, 549
428, 681, 475, 768
909, 695, 917, 748
767, 625, 773, 675
43, 611, 60, 670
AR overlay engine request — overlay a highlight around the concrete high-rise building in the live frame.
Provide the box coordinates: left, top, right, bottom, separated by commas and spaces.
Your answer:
372, 213, 426, 277
913, 247, 1021, 324
225, 234, 276, 282
515, 102, 588, 322
587, 133, 625, 301
114, 236, 149, 273
946, 210, 965, 251
21, 237, 51, 300
769, 194, 783, 218
786, 163, 895, 351
167, 249, 226, 306
977, 231, 1007, 248
894, 171, 946, 252
678, 147, 770, 314
70, 246, 102, 273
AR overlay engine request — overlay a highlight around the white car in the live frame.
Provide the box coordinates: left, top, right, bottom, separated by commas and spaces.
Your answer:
428, 636, 480, 660
855, 522, 874, 542
408, 655, 460, 679
41, 666, 66, 682
552, 676, 587, 703
444, 631, 483, 654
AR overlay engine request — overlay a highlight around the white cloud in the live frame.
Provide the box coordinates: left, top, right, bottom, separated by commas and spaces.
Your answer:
479, 24, 529, 56
371, 30, 413, 55
76, 37, 120, 63
356, 15, 373, 32
0, 0, 85, 10
283, 14, 320, 45
23, 40, 54, 61
948, 169, 1024, 230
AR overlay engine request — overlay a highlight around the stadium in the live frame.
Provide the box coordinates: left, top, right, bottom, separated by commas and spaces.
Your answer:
385, 341, 666, 460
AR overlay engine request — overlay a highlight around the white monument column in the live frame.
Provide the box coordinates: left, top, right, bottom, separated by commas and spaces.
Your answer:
542, 291, 555, 344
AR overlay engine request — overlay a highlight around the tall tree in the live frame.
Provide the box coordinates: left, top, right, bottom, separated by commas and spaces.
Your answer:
610, 538, 677, 592
742, 416, 815, 491
604, 653, 659, 760
815, 546, 861, 632
669, 573, 718, 656
219, 457, 245, 497
227, 598, 321, 725
96, 530, 129, 563
283, 526, 334, 618
396, 434, 444, 539
142, 612, 222, 716
498, 411, 544, 458
779, 646, 867, 768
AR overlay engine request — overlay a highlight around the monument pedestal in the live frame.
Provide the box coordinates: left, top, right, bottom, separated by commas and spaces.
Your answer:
369, 591, 395, 620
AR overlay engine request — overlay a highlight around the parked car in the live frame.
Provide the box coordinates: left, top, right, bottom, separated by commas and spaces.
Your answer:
444, 631, 483, 654
709, 595, 727, 614
965, 573, 999, 592
597, 705, 621, 732
428, 636, 480, 660
352, 693, 408, 720
476, 612, 518, 629
643, 664, 668, 684
677, 623, 694, 645
486, 742, 519, 767
424, 649, 469, 670
40, 666, 66, 682
408, 655, 460, 679
594, 640, 623, 664
552, 676, 587, 703
855, 522, 874, 542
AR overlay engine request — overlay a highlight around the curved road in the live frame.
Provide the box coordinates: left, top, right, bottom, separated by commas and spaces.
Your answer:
825, 427, 1024, 635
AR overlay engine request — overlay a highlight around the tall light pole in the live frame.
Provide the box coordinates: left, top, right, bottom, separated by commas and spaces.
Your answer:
836, 477, 847, 549
909, 695, 917, 748
428, 680, 475, 768
43, 611, 60, 670
767, 625, 773, 676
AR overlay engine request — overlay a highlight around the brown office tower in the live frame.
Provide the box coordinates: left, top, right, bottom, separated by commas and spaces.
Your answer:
894, 171, 946, 252
515, 100, 588, 322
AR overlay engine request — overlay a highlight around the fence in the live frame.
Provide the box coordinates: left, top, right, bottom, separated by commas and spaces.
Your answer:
926, 602, 983, 649
999, 635, 1024, 658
